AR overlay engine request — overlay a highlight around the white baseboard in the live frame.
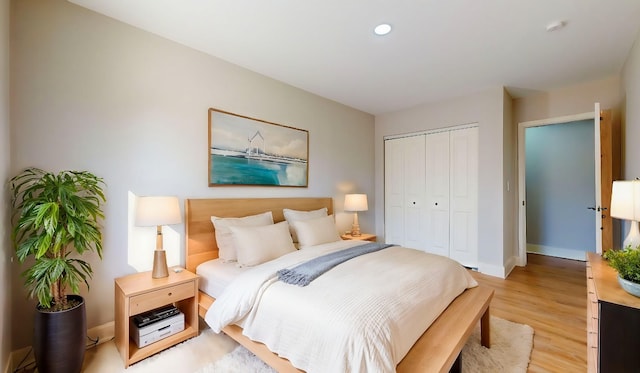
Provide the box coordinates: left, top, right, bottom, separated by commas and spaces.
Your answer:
527, 244, 588, 261
9, 321, 115, 371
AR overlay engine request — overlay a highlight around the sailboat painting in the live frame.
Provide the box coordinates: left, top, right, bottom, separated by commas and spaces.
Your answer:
208, 108, 309, 187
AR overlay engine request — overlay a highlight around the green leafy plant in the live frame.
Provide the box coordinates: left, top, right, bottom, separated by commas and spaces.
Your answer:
603, 245, 640, 283
10, 167, 106, 312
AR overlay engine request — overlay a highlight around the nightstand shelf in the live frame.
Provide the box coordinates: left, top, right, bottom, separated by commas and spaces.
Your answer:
341, 233, 376, 242
115, 269, 199, 367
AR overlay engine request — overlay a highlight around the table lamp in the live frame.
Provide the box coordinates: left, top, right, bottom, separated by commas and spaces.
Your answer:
610, 179, 640, 249
344, 194, 368, 236
135, 196, 182, 278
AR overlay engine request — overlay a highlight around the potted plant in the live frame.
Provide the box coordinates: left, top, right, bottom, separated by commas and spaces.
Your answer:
10, 167, 106, 373
603, 245, 640, 297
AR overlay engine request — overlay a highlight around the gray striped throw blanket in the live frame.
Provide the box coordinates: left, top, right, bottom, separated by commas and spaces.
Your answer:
277, 242, 395, 286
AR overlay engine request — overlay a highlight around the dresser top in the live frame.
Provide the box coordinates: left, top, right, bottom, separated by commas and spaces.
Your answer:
587, 252, 640, 309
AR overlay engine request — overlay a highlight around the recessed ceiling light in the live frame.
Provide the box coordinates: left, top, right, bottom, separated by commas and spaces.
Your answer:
374, 23, 392, 36
546, 20, 566, 32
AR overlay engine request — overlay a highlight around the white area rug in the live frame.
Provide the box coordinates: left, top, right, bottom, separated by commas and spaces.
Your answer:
119, 316, 533, 373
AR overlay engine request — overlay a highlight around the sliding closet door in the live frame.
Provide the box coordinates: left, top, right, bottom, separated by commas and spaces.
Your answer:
449, 127, 479, 267
384, 135, 427, 249
424, 131, 450, 257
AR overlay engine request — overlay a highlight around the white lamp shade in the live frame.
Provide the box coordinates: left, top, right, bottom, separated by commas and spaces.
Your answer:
344, 194, 368, 212
135, 196, 182, 227
611, 180, 640, 221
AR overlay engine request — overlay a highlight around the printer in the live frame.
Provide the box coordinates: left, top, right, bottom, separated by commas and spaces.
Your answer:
130, 305, 185, 348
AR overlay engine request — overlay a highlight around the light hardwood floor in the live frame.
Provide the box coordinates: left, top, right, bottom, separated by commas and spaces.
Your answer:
471, 253, 587, 373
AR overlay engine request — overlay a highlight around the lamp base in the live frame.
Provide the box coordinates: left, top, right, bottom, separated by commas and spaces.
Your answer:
624, 221, 640, 250
152, 250, 169, 278
351, 212, 361, 236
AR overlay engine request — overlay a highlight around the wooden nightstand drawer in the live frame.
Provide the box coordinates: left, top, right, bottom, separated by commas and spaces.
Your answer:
130, 282, 195, 316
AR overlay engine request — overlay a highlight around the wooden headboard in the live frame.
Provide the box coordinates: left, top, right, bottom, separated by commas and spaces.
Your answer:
185, 197, 333, 273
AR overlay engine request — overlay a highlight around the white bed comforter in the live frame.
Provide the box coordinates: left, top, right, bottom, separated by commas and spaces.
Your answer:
205, 240, 478, 373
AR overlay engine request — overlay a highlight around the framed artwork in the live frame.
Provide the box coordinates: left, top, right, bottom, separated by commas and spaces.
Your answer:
208, 108, 309, 187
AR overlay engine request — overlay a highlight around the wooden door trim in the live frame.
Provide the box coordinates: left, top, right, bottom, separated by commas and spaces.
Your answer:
600, 109, 621, 252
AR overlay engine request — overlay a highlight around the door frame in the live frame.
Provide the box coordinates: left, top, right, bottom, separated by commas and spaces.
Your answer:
517, 111, 596, 266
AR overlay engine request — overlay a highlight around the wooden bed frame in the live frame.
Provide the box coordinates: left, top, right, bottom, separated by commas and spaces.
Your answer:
185, 197, 494, 373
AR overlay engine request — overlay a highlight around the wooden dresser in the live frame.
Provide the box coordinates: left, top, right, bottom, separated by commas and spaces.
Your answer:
586, 252, 640, 372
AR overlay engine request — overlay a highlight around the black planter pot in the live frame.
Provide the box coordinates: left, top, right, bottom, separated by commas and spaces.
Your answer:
33, 295, 87, 373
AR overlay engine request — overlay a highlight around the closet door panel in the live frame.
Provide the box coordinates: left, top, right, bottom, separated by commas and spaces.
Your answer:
449, 127, 479, 267
403, 135, 427, 250
384, 138, 405, 246
451, 211, 473, 263
425, 132, 450, 256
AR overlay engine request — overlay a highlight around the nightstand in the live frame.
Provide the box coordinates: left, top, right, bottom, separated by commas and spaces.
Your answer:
341, 233, 377, 242
114, 269, 199, 367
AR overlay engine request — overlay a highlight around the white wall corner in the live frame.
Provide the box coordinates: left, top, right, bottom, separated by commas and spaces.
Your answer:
478, 262, 508, 279
515, 253, 527, 267
503, 255, 518, 277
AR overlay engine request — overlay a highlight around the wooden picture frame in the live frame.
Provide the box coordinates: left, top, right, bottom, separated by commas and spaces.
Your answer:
208, 108, 309, 187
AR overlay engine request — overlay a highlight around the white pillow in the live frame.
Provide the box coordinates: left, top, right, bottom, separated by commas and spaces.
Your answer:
211, 211, 274, 262
283, 207, 328, 242
229, 221, 297, 267
291, 215, 341, 249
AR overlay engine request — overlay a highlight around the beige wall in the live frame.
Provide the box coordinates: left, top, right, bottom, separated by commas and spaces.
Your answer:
375, 87, 512, 277
622, 30, 640, 180
10, 0, 375, 350
513, 76, 623, 124
620, 28, 640, 248
1, 0, 11, 369
503, 89, 518, 263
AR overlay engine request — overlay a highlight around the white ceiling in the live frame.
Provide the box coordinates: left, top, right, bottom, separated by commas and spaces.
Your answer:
69, 0, 640, 115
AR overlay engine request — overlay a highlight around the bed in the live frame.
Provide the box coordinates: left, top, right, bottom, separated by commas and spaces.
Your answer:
185, 197, 494, 373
